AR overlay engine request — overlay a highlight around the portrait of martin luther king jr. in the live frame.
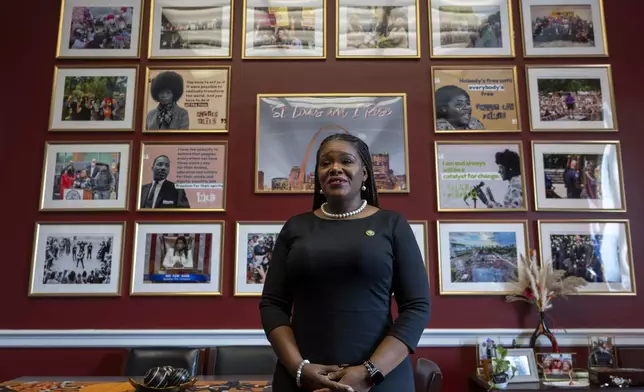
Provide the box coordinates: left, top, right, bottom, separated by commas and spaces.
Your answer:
140, 154, 190, 209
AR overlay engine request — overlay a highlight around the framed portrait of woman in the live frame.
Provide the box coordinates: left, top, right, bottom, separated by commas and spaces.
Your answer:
143, 66, 231, 133
431, 66, 521, 133
234, 222, 285, 296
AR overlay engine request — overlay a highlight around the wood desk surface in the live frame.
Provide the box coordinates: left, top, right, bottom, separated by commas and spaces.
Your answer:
468, 373, 644, 391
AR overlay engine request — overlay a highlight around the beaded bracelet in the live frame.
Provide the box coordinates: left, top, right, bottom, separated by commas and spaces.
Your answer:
295, 359, 310, 387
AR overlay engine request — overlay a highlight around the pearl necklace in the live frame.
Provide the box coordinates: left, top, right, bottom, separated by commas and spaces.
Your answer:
321, 199, 368, 219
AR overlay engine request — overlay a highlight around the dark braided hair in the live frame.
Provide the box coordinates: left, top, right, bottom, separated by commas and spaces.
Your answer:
312, 133, 379, 211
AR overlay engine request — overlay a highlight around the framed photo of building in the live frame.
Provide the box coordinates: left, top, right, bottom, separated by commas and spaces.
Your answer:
437, 220, 529, 295
538, 220, 635, 295
410, 220, 429, 267
336, 0, 420, 58
520, 0, 608, 57
143, 66, 230, 133
255, 94, 409, 193
29, 222, 125, 296
39, 141, 132, 211
50, 65, 139, 131
148, 0, 233, 59
234, 222, 285, 296
434, 141, 528, 212
137, 141, 228, 212
532, 141, 626, 211
56, 0, 143, 58
526, 65, 617, 132
242, 0, 325, 59
431, 66, 521, 133
429, 0, 514, 58
131, 222, 224, 296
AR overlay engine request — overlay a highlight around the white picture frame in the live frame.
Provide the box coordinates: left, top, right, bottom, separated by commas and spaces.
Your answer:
131, 222, 224, 296
410, 220, 428, 267
505, 348, 540, 383
29, 222, 125, 296
234, 222, 285, 296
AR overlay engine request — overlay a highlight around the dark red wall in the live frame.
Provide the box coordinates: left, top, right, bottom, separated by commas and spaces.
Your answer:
1, 0, 642, 390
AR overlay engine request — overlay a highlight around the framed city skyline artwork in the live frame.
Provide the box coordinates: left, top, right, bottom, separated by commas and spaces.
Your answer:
255, 94, 410, 194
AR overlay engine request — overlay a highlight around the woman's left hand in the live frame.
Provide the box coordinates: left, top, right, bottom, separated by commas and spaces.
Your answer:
313, 366, 373, 392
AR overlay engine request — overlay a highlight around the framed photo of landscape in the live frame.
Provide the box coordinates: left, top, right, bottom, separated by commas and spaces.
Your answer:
532, 141, 626, 211
429, 0, 514, 58
29, 222, 125, 296
242, 0, 326, 59
526, 65, 617, 132
520, 0, 608, 57
131, 222, 224, 296
56, 0, 143, 58
337, 0, 421, 58
538, 220, 635, 295
148, 0, 233, 59
50, 65, 139, 131
437, 220, 529, 295
255, 93, 410, 193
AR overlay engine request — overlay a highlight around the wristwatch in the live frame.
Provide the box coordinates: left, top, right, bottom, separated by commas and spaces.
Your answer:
363, 360, 385, 385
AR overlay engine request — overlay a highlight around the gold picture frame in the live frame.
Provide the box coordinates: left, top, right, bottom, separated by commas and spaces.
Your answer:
147, 0, 234, 59
431, 65, 522, 133
142, 65, 231, 133
537, 219, 636, 296
254, 93, 411, 194
130, 221, 225, 296
409, 220, 430, 281
241, 0, 327, 60
29, 222, 126, 297
335, 0, 421, 59
434, 140, 529, 212
137, 141, 228, 212
437, 219, 530, 295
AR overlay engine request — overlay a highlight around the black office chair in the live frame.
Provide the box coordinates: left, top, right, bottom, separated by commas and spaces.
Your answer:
122, 347, 201, 376
208, 346, 277, 375
414, 358, 443, 392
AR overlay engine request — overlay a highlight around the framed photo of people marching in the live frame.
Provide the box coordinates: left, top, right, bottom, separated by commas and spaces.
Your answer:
56, 0, 143, 59
336, 0, 421, 58
255, 93, 410, 193
148, 0, 233, 59
526, 65, 617, 132
131, 222, 224, 295
234, 222, 285, 296
242, 0, 326, 59
29, 222, 125, 296
137, 141, 228, 212
429, 0, 515, 58
520, 0, 608, 57
538, 220, 635, 295
50, 65, 139, 131
434, 141, 528, 212
143, 66, 230, 133
532, 141, 626, 211
431, 66, 521, 133
437, 220, 529, 295
39, 141, 132, 211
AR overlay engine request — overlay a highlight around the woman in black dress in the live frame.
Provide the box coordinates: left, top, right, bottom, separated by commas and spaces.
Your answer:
259, 133, 431, 391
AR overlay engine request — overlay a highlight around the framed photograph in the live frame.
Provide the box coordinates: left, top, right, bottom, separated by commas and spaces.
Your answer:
337, 0, 420, 58
131, 222, 224, 296
434, 141, 528, 211
50, 66, 138, 131
437, 220, 529, 295
431, 66, 521, 133
409, 220, 428, 267
56, 0, 143, 58
429, 0, 514, 58
137, 141, 228, 212
505, 348, 540, 383
536, 352, 576, 378
148, 0, 233, 59
256, 94, 409, 193
532, 141, 626, 211
538, 220, 635, 295
520, 0, 608, 57
588, 336, 618, 368
39, 141, 131, 211
234, 222, 284, 296
526, 65, 617, 132
143, 66, 230, 133
242, 0, 325, 59
29, 222, 125, 296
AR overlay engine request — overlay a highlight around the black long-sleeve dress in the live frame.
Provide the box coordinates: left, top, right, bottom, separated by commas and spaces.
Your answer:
259, 210, 431, 391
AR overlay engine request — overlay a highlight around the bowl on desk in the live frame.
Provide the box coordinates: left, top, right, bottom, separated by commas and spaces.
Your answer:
129, 366, 197, 392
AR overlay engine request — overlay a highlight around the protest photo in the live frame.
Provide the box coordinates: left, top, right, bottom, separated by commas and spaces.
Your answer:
234, 222, 284, 295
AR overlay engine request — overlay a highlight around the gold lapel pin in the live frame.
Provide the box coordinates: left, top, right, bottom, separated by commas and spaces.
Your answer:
365, 230, 375, 236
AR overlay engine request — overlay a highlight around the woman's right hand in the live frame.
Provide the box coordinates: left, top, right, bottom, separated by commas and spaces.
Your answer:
299, 364, 354, 392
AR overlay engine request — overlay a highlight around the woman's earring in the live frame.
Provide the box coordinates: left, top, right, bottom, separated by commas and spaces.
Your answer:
319, 189, 324, 194
361, 184, 367, 191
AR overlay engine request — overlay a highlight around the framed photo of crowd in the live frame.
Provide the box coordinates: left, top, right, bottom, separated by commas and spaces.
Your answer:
234, 222, 284, 296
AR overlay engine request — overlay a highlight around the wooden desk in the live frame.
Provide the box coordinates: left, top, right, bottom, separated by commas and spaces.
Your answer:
468, 373, 644, 391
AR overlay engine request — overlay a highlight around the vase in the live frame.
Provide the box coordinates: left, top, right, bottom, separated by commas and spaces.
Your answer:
529, 311, 559, 352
